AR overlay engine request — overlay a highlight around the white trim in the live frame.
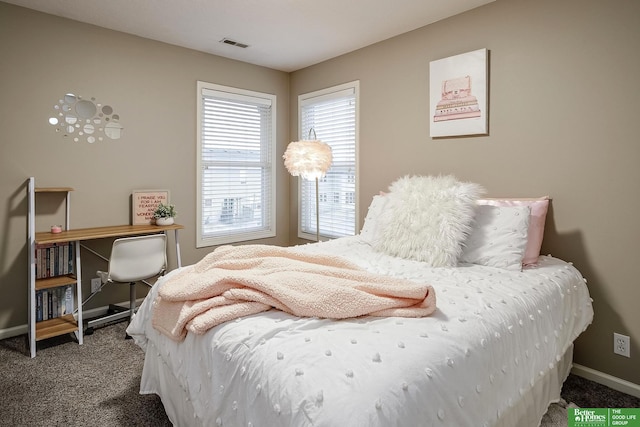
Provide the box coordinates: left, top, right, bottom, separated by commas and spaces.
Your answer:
201, 86, 273, 106
299, 86, 355, 107
571, 363, 640, 399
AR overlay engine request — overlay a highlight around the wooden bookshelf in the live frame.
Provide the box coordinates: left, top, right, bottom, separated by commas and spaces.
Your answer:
27, 178, 80, 357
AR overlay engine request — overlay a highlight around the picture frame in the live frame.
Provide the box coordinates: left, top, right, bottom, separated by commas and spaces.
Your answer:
131, 189, 169, 225
429, 48, 488, 138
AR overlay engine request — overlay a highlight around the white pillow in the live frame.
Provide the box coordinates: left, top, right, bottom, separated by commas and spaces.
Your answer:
460, 205, 530, 270
359, 194, 388, 244
374, 175, 484, 266
477, 197, 549, 266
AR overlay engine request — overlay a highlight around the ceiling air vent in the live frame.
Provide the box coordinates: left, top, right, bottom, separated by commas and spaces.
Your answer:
220, 38, 249, 49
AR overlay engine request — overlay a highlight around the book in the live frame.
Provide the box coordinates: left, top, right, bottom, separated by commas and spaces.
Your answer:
42, 290, 48, 320
64, 285, 73, 315
47, 290, 53, 320
36, 291, 43, 322
67, 243, 74, 274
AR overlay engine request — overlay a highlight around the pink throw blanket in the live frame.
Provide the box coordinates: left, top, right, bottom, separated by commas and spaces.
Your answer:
152, 244, 436, 341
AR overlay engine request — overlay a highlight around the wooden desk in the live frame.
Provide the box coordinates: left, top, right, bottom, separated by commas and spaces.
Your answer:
30, 223, 183, 356
35, 223, 184, 268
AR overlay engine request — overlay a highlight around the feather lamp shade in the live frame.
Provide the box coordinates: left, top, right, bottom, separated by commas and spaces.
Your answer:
283, 140, 332, 180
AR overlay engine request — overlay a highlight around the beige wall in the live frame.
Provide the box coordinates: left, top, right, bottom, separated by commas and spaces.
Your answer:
290, 0, 640, 384
0, 3, 290, 327
1, 0, 639, 386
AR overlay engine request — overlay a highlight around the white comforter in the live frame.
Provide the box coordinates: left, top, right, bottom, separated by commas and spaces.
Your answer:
127, 236, 593, 427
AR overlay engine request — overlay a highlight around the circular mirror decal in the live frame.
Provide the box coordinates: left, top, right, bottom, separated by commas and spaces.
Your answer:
75, 100, 97, 119
64, 93, 77, 104
104, 121, 123, 140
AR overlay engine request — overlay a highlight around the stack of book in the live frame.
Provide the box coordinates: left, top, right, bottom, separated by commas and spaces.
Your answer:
35, 242, 74, 279
36, 286, 74, 321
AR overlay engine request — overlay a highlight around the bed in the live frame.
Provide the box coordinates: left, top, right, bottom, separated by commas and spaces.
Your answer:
127, 175, 593, 427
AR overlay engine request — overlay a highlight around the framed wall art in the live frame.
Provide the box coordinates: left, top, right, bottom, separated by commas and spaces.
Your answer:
132, 189, 169, 225
429, 48, 488, 138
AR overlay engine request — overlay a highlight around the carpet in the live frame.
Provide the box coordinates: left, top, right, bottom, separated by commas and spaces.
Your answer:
541, 399, 580, 427
0, 322, 170, 426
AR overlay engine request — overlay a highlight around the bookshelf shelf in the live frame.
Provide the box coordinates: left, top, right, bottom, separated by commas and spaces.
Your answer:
35, 187, 74, 193
35, 274, 77, 291
35, 314, 78, 341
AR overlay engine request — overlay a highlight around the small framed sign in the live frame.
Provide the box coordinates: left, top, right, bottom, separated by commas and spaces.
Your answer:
132, 190, 169, 225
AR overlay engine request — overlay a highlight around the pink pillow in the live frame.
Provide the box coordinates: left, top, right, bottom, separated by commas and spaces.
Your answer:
477, 197, 550, 265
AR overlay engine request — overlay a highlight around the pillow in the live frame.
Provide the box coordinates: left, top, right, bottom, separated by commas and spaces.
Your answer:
460, 205, 530, 270
359, 194, 388, 244
374, 175, 484, 266
477, 197, 549, 266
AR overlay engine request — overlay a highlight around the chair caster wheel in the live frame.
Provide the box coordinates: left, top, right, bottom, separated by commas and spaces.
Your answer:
85, 327, 94, 335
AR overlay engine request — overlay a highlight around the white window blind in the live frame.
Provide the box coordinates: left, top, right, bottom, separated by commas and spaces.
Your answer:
197, 82, 276, 247
299, 82, 358, 239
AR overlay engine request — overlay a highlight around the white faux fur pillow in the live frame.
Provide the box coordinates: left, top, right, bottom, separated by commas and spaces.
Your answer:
374, 175, 484, 266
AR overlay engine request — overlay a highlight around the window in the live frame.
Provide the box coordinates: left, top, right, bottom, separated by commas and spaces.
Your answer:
197, 81, 276, 247
298, 81, 359, 240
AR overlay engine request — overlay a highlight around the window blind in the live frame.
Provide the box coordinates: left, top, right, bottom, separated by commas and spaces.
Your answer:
299, 84, 357, 239
197, 82, 276, 246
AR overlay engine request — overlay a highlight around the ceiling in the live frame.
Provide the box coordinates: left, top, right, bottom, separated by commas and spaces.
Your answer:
4, 0, 495, 72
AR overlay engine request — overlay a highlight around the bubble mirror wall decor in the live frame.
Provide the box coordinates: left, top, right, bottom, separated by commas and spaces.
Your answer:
49, 93, 123, 143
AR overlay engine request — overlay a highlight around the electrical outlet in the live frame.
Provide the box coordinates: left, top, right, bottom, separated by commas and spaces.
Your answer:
91, 277, 102, 293
614, 332, 630, 358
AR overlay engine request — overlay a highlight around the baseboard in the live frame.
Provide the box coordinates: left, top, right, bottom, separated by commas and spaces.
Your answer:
0, 324, 28, 341
572, 363, 640, 399
0, 298, 145, 341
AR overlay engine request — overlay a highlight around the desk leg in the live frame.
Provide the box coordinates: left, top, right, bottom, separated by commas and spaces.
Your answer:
174, 229, 182, 268
74, 240, 83, 345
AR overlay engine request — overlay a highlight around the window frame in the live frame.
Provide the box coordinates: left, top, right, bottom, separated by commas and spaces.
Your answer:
297, 81, 360, 241
196, 81, 277, 248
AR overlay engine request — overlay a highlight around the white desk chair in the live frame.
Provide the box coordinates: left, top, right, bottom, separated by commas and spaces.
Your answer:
88, 234, 167, 336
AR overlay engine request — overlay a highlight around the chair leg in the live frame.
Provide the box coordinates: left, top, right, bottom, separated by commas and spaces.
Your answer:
129, 282, 136, 322
126, 282, 136, 340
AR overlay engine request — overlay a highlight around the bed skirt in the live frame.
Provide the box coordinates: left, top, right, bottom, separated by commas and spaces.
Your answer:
138, 339, 574, 427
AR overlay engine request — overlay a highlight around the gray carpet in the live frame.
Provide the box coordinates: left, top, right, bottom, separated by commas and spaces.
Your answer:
0, 322, 170, 427
1, 321, 637, 426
